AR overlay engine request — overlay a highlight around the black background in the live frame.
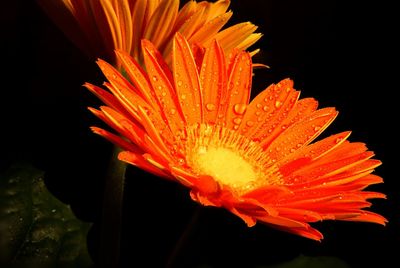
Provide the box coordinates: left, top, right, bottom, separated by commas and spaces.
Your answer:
1, 0, 398, 267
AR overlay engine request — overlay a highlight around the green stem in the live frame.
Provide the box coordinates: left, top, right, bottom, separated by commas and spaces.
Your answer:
166, 206, 202, 268
99, 146, 127, 268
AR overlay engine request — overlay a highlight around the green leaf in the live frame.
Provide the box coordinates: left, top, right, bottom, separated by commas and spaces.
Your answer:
0, 163, 93, 267
259, 255, 351, 268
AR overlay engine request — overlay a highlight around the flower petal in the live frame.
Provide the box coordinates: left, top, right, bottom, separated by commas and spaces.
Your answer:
172, 33, 203, 125
200, 40, 227, 124
222, 51, 252, 129
267, 107, 338, 161
144, 0, 179, 49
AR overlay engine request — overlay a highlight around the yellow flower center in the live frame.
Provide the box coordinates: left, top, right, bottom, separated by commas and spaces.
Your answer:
181, 124, 282, 195
194, 146, 257, 189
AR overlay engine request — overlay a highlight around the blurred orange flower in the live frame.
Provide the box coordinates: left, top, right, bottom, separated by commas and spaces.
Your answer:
85, 33, 386, 240
37, 0, 261, 65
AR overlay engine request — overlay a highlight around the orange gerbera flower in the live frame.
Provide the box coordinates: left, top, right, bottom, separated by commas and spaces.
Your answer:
37, 0, 260, 65
85, 33, 386, 240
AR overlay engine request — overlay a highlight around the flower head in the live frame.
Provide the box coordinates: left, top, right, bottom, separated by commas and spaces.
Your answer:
38, 0, 261, 65
85, 33, 386, 240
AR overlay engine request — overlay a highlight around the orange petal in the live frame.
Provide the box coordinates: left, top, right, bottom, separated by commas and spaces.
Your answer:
276, 207, 323, 222
341, 211, 387, 225
113, 0, 133, 53
137, 106, 173, 161
188, 11, 232, 45
199, 40, 226, 124
118, 150, 172, 179
172, 33, 203, 125
142, 39, 185, 133
207, 0, 231, 20
289, 151, 374, 183
144, 0, 179, 49
84, 82, 129, 116
130, 0, 147, 59
208, 22, 258, 54
102, 82, 147, 122
258, 90, 300, 148
280, 131, 351, 166
243, 185, 293, 203
173, 0, 197, 31
96, 106, 145, 146
222, 51, 252, 130
96, 59, 141, 96
90, 126, 142, 153
235, 33, 263, 51
256, 214, 308, 228
272, 225, 323, 241
115, 50, 160, 108
229, 207, 257, 227
267, 107, 338, 161
240, 79, 295, 139
98, 0, 123, 52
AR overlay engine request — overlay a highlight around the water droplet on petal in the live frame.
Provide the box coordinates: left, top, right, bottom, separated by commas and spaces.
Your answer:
256, 103, 262, 109
177, 80, 183, 87
275, 100, 283, 108
314, 126, 321, 131
335, 137, 343, 143
206, 103, 216, 111
233, 118, 242, 125
181, 94, 186, 100
263, 106, 268, 112
170, 109, 176, 115
233, 104, 247, 115
152, 76, 158, 81
246, 121, 254, 127
161, 92, 167, 96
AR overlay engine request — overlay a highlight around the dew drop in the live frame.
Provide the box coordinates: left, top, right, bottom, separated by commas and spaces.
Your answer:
181, 94, 186, 100
314, 126, 321, 131
206, 103, 216, 111
290, 148, 296, 153
233, 118, 242, 125
152, 76, 158, 82
233, 103, 247, 115
177, 80, 183, 87
275, 100, 283, 108
170, 108, 176, 115
256, 103, 262, 109
246, 121, 254, 127
263, 106, 268, 112
335, 137, 343, 143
